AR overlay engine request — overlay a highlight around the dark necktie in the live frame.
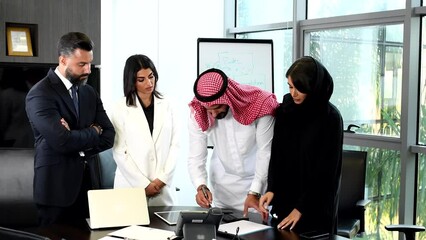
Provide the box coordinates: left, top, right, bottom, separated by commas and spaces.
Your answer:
71, 85, 79, 118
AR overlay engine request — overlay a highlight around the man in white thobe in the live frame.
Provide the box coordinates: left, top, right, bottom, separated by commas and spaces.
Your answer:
188, 68, 279, 216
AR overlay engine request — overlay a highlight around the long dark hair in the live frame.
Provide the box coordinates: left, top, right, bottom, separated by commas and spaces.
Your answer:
123, 54, 162, 106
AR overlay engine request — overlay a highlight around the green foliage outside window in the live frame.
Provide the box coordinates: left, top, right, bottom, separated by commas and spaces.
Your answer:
309, 26, 406, 239
348, 109, 401, 240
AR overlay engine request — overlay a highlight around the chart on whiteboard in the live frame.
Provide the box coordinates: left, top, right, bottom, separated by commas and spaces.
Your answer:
197, 38, 274, 92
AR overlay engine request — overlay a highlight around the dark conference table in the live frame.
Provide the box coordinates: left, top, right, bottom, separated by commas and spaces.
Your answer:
32, 206, 349, 240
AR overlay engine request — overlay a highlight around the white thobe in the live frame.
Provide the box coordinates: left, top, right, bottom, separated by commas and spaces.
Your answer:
188, 110, 275, 211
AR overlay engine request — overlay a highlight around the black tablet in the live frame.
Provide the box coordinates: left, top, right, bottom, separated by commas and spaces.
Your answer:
299, 231, 329, 239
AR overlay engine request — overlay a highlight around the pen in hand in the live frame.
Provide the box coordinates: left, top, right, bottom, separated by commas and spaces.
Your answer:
201, 185, 211, 208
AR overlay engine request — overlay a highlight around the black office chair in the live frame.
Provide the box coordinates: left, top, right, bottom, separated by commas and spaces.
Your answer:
385, 224, 425, 240
96, 148, 117, 189
337, 150, 370, 238
0, 226, 50, 240
0, 148, 39, 228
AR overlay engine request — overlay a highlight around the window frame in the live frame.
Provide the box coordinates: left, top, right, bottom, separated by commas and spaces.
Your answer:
226, 0, 426, 234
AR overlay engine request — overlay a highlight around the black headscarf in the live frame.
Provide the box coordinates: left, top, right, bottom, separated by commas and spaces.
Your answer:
282, 56, 334, 114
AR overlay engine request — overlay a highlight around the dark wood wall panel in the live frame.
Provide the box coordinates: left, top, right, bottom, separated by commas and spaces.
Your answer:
0, 0, 101, 64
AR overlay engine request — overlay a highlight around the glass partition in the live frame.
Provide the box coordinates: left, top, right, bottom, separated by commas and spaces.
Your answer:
417, 17, 426, 240
345, 145, 400, 239
419, 17, 426, 145
417, 153, 426, 240
307, 0, 405, 19
306, 24, 403, 137
236, 0, 292, 27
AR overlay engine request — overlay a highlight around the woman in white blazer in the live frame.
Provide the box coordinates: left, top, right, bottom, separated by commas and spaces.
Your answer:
110, 54, 180, 206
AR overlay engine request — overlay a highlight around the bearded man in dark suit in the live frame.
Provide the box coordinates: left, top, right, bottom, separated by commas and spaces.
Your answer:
25, 32, 115, 226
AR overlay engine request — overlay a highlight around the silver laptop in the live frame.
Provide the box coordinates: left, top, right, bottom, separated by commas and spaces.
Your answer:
86, 188, 150, 229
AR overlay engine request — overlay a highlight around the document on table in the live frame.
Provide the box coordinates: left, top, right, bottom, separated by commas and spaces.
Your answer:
98, 237, 120, 240
218, 220, 272, 236
100, 225, 175, 240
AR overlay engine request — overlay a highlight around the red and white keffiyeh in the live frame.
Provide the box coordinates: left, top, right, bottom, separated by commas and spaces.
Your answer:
189, 68, 279, 131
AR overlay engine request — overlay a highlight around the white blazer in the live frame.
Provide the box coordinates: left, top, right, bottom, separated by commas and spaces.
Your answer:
111, 95, 180, 206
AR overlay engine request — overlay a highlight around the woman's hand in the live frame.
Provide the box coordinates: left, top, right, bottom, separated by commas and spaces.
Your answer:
145, 182, 160, 197
145, 178, 165, 197
277, 208, 302, 230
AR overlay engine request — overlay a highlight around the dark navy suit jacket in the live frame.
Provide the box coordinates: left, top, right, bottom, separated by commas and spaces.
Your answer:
25, 69, 115, 207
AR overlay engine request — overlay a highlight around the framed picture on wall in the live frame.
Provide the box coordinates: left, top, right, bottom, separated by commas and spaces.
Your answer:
6, 27, 33, 56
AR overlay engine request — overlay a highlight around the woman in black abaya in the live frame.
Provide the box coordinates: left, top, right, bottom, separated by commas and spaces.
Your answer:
259, 56, 343, 236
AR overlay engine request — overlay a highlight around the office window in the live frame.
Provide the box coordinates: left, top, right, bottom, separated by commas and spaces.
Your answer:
231, 2, 416, 238
236, 0, 292, 27
419, 17, 426, 145
418, 153, 426, 240
365, 148, 400, 239
417, 17, 426, 240
306, 24, 403, 137
307, 0, 405, 19
236, 30, 292, 97
344, 145, 400, 239
416, 162, 426, 232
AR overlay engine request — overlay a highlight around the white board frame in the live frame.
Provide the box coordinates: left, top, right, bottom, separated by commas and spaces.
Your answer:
197, 38, 274, 93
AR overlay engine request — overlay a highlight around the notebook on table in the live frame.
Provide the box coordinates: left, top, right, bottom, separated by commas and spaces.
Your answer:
86, 188, 150, 229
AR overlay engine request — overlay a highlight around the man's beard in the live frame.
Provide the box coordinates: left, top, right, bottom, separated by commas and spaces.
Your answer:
215, 106, 229, 119
66, 68, 89, 86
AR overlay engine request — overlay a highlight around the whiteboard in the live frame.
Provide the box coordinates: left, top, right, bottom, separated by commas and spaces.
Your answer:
197, 38, 274, 92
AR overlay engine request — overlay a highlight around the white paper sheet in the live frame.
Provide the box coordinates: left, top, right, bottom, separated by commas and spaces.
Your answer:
98, 237, 121, 240
218, 220, 272, 236
107, 225, 175, 240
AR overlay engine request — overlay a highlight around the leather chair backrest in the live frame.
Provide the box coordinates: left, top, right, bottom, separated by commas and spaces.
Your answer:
0, 147, 117, 228
0, 226, 50, 240
0, 227, 50, 240
339, 150, 367, 213
97, 148, 116, 189
0, 148, 38, 227
337, 150, 369, 238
